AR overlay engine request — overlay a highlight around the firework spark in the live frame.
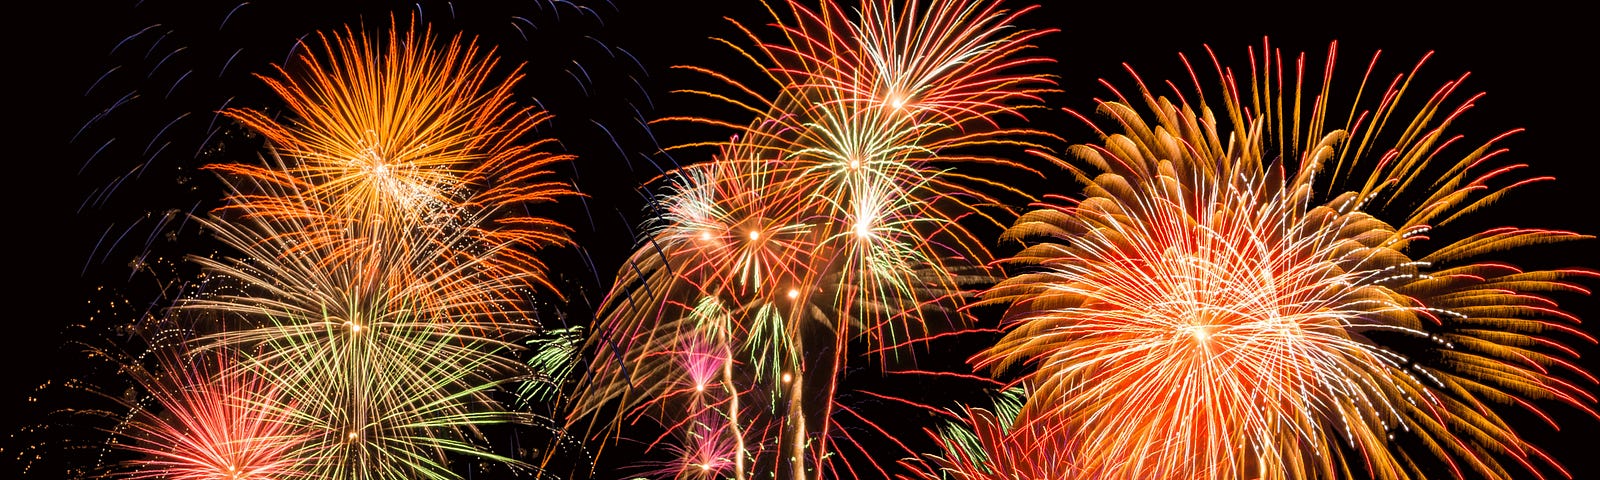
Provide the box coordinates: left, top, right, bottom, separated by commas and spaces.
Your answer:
177, 152, 541, 479
218, 20, 570, 221
978, 40, 1597, 479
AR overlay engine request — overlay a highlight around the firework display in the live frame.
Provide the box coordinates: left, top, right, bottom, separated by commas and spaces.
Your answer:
572, 0, 1052, 477
906, 407, 1081, 480
175, 166, 542, 479
14, 1, 1597, 480
212, 22, 576, 300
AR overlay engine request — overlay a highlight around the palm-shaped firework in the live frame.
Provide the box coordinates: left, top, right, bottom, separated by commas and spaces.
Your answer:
976, 41, 1596, 479
571, 1, 1053, 478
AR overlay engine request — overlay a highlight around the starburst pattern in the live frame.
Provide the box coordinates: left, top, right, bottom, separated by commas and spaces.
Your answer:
213, 19, 575, 298
106, 337, 307, 480
32, 4, 1600, 480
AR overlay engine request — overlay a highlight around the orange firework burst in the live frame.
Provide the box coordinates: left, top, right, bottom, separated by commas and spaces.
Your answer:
213, 19, 574, 296
978, 41, 1597, 480
219, 19, 568, 218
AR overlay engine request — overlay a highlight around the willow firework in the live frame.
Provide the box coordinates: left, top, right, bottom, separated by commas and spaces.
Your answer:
573, 0, 1053, 478
978, 41, 1597, 479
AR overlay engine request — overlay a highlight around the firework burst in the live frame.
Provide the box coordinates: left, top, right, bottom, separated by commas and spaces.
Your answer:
218, 19, 570, 220
175, 152, 541, 479
978, 40, 1597, 479
213, 19, 575, 299
104, 334, 307, 480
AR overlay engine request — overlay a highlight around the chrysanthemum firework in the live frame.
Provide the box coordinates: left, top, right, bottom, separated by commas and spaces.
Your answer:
103, 334, 307, 480
978, 40, 1597, 480
214, 19, 575, 296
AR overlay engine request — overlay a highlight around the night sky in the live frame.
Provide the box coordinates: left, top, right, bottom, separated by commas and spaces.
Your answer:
7, 1, 1598, 478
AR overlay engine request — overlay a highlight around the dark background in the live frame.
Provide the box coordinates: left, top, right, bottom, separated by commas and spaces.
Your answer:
7, 0, 1597, 478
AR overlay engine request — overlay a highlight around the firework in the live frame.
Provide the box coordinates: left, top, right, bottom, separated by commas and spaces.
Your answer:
977, 40, 1597, 479
637, 410, 744, 480
105, 334, 307, 480
904, 407, 1080, 480
219, 19, 568, 217
176, 155, 540, 479
519, 326, 588, 405
572, 0, 1053, 478
213, 19, 575, 298
164, 20, 576, 479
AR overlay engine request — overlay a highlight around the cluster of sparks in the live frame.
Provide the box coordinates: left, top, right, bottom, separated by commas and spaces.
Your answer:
40, 1, 1597, 480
